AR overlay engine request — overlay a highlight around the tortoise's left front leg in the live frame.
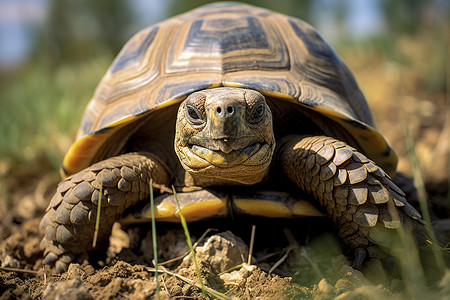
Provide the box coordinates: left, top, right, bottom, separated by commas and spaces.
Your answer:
278, 135, 427, 265
40, 152, 171, 273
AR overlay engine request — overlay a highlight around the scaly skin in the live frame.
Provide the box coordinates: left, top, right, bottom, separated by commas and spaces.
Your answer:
39, 152, 171, 273
278, 135, 426, 265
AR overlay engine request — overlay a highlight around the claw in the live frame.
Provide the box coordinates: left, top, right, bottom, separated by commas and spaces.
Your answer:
352, 247, 367, 269
55, 260, 68, 274
60, 253, 75, 264
43, 252, 58, 264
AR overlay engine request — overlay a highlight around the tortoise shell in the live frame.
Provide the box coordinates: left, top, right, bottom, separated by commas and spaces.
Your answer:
62, 2, 397, 177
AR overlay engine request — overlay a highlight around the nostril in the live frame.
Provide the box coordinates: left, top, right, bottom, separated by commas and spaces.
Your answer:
215, 104, 235, 117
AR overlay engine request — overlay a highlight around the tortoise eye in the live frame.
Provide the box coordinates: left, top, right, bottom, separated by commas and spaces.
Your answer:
186, 104, 204, 125
249, 103, 265, 125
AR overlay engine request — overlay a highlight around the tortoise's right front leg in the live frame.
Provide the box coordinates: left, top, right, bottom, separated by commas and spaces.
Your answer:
39, 152, 171, 273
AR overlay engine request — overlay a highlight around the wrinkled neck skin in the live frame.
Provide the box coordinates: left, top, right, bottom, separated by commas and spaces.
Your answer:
174, 87, 276, 187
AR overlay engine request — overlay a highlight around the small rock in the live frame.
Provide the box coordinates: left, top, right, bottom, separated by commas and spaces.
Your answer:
67, 263, 88, 279
109, 222, 130, 255
16, 195, 40, 219
195, 231, 248, 274
317, 278, 335, 295
220, 270, 246, 286
1, 255, 20, 268
23, 236, 42, 258
140, 228, 189, 263
334, 264, 369, 290
83, 264, 95, 276
220, 264, 257, 286
42, 278, 92, 300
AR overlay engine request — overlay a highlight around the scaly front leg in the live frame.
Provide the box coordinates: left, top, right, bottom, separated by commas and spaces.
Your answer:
40, 152, 171, 273
278, 135, 426, 266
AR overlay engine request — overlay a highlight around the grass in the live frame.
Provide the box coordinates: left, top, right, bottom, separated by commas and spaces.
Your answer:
171, 186, 231, 300
92, 178, 104, 248
149, 179, 160, 295
405, 125, 446, 272
381, 125, 449, 299
172, 186, 210, 299
248, 225, 256, 265
0, 55, 112, 170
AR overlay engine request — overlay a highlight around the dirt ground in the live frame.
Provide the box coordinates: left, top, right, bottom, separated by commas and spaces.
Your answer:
1, 188, 450, 300
1, 200, 448, 300
1, 37, 449, 299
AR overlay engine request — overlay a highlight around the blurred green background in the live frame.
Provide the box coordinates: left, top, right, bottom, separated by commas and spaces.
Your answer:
0, 0, 448, 187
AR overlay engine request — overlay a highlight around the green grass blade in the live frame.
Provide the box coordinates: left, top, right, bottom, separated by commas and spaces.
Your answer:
92, 181, 103, 248
172, 186, 211, 299
248, 225, 256, 265
393, 224, 426, 299
147, 266, 231, 300
405, 125, 446, 273
150, 179, 160, 296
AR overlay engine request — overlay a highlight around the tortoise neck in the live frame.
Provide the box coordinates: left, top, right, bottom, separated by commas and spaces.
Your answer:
183, 168, 269, 188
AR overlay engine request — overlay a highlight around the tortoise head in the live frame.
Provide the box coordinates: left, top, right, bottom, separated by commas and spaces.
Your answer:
175, 87, 275, 185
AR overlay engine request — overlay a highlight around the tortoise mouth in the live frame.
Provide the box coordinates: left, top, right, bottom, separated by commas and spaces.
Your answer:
187, 141, 263, 168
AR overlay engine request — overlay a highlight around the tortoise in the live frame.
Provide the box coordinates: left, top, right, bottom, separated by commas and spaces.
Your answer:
40, 2, 426, 273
